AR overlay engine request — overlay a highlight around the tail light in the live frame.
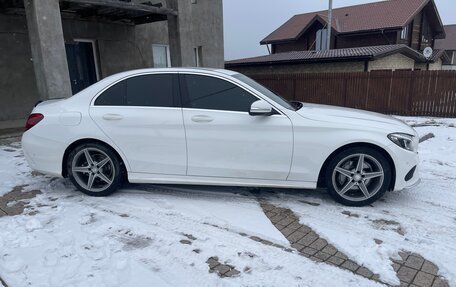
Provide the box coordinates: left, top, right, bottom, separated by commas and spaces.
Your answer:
25, 113, 44, 131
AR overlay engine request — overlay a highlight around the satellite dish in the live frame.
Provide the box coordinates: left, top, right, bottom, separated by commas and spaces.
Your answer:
423, 47, 433, 59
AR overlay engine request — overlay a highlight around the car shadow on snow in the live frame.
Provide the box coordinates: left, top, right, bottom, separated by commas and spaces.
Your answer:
120, 183, 335, 206
38, 173, 411, 209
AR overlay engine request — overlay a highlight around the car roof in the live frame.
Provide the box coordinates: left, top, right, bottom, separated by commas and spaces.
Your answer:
65, 68, 242, 104
107, 67, 240, 79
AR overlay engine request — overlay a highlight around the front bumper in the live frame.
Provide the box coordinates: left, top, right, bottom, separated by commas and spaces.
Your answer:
387, 143, 420, 191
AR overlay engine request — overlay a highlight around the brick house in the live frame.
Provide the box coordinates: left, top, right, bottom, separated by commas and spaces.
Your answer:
226, 0, 447, 75
435, 25, 456, 70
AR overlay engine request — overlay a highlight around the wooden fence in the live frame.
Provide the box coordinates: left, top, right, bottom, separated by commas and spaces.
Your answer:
249, 70, 456, 117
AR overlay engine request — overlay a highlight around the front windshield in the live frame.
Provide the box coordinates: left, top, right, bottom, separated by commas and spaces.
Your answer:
233, 74, 296, 110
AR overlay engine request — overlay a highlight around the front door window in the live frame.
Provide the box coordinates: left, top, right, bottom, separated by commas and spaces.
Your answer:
182, 74, 258, 112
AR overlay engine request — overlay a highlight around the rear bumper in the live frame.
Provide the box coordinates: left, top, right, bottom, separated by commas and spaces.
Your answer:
22, 131, 64, 177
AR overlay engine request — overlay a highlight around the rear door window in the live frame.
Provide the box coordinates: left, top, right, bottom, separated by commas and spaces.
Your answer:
126, 74, 174, 107
95, 74, 178, 107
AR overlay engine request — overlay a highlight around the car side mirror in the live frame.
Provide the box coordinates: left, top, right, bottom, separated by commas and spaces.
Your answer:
249, 100, 274, 116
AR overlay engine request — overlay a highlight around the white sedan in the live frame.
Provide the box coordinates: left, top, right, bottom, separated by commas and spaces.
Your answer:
22, 68, 420, 206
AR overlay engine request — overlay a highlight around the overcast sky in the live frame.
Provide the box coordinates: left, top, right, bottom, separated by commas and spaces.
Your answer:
223, 0, 456, 60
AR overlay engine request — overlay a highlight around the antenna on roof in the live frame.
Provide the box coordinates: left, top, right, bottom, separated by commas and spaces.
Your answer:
327, 0, 333, 50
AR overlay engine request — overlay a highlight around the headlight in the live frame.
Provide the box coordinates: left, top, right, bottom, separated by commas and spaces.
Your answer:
388, 133, 418, 152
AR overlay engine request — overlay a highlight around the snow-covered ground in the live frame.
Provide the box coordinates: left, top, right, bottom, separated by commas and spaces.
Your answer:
0, 117, 455, 287
270, 117, 456, 285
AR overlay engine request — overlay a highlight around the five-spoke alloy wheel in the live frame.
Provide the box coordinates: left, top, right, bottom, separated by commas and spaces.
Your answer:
67, 143, 123, 196
325, 147, 392, 206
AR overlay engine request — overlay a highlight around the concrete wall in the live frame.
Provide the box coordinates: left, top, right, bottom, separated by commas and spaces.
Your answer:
367, 54, 415, 71
166, 0, 224, 68
0, 15, 39, 122
189, 0, 224, 68
228, 61, 366, 76
0, 14, 170, 123
25, 0, 72, 101
135, 21, 169, 68
62, 19, 169, 77
0, 0, 224, 126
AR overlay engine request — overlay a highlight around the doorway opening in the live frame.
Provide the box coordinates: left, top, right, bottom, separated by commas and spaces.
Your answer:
65, 39, 99, 95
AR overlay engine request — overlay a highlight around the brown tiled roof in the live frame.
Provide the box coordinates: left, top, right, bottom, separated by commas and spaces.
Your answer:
435, 25, 456, 50
225, 45, 428, 67
261, 0, 443, 44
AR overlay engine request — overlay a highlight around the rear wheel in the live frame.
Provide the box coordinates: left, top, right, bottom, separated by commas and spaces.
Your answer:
325, 147, 392, 206
67, 143, 122, 196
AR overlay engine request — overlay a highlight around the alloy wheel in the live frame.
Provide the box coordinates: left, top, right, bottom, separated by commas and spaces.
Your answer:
331, 153, 385, 202
71, 147, 115, 193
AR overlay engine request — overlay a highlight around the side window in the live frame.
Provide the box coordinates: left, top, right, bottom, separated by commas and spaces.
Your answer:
126, 74, 174, 107
94, 74, 176, 107
183, 74, 258, 112
94, 80, 126, 106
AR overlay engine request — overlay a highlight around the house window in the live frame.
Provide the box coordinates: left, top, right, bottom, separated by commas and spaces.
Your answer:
452, 51, 455, 65
194, 46, 203, 67
316, 29, 328, 51
421, 16, 431, 44
152, 44, 171, 68
401, 26, 409, 40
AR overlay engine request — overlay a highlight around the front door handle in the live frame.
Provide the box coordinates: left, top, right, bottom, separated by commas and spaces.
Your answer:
191, 115, 214, 123
102, 114, 123, 121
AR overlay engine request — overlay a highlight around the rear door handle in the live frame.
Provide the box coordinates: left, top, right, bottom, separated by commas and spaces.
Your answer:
191, 115, 214, 123
102, 114, 123, 121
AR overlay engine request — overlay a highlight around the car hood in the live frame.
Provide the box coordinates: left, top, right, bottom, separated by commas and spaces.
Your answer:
296, 103, 416, 135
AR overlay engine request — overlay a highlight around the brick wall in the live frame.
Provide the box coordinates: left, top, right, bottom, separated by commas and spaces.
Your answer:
414, 59, 443, 71
368, 54, 415, 71
427, 59, 442, 70
227, 54, 443, 76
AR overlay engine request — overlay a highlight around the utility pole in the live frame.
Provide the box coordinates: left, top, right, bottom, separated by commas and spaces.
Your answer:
327, 0, 333, 50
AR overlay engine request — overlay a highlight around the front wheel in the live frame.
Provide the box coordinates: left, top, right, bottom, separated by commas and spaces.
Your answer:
67, 143, 123, 196
325, 147, 392, 206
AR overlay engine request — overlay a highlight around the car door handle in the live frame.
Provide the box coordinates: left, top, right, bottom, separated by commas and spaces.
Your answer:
102, 114, 123, 121
191, 115, 214, 123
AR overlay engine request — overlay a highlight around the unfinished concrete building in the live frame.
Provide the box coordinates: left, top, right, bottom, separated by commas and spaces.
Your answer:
0, 0, 224, 128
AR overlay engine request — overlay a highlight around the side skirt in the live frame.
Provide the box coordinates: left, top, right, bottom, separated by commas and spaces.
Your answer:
128, 173, 317, 189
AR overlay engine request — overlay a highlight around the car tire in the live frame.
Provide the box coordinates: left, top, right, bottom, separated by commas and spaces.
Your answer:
67, 143, 123, 197
325, 147, 392, 207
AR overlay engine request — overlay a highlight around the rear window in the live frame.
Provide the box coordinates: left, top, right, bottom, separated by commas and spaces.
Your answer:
94, 81, 125, 106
